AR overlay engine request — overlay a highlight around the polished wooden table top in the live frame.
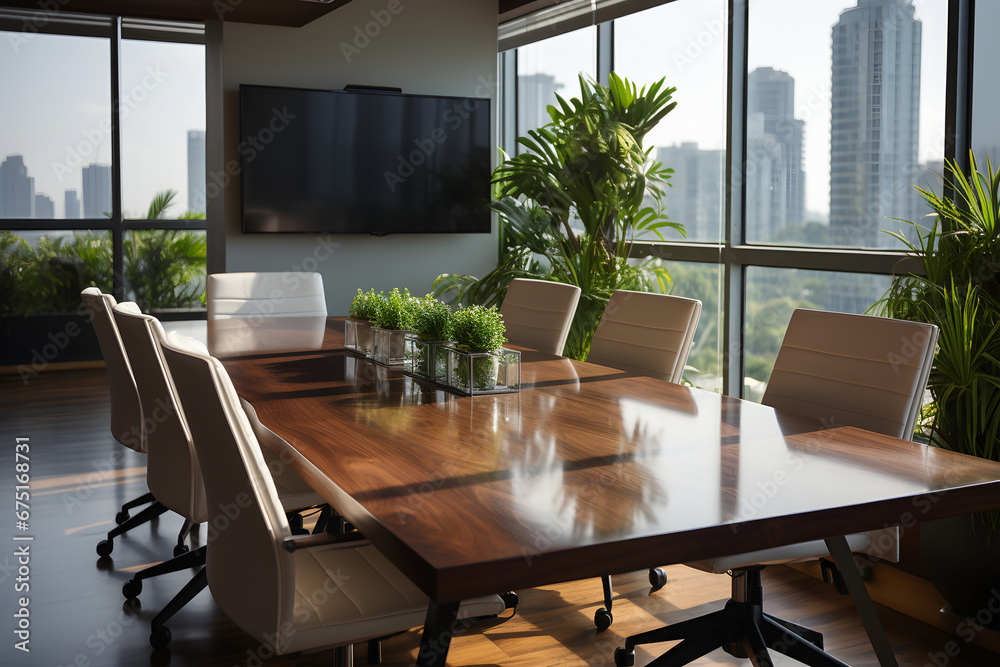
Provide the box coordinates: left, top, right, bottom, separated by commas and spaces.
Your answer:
215, 316, 1000, 605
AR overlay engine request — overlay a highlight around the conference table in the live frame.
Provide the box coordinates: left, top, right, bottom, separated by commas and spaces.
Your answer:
212, 315, 1000, 667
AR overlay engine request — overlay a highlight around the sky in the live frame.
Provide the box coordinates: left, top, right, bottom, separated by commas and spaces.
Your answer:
0, 31, 205, 219
515, 0, 958, 219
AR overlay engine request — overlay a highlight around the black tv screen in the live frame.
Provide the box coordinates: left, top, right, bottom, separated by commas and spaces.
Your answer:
239, 84, 492, 234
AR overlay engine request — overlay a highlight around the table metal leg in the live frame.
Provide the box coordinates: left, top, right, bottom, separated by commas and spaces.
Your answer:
416, 600, 460, 667
825, 536, 899, 667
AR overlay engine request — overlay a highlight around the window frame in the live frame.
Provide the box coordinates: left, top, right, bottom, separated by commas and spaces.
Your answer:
498, 0, 973, 397
0, 10, 207, 320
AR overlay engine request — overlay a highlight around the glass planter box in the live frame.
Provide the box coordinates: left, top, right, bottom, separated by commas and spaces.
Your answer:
372, 327, 411, 366
344, 317, 375, 357
403, 334, 452, 383
445, 347, 521, 396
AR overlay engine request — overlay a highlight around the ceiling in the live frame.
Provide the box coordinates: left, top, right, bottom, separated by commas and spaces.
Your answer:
0, 0, 548, 28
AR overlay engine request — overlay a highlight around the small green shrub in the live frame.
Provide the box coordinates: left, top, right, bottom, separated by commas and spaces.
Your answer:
451, 305, 507, 353
350, 288, 384, 321
374, 287, 415, 330
412, 297, 452, 341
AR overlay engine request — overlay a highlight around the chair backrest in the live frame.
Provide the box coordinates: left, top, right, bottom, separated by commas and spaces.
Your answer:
762, 309, 939, 439
112, 303, 207, 523
499, 278, 582, 356
80, 288, 143, 452
207, 272, 327, 320
160, 331, 292, 647
586, 290, 702, 383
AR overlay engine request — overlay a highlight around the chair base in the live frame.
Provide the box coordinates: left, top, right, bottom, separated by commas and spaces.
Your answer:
596, 568, 668, 630
97, 500, 169, 557
116, 491, 156, 524
614, 568, 849, 667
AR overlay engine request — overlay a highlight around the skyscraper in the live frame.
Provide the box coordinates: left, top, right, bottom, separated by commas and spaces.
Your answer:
82, 163, 112, 218
65, 190, 81, 219
34, 193, 54, 219
187, 130, 206, 214
746, 67, 806, 240
830, 0, 921, 249
657, 143, 724, 241
517, 73, 563, 138
0, 154, 36, 218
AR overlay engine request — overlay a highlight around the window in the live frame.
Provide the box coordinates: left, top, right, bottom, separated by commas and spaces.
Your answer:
972, 1, 1000, 159
516, 26, 595, 140
746, 0, 947, 250
499, 0, 965, 398
0, 16, 206, 324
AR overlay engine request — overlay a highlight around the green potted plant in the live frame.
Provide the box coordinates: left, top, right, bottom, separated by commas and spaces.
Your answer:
447, 304, 518, 394
432, 73, 684, 360
372, 287, 416, 366
404, 296, 453, 382
872, 152, 1000, 620
346, 288, 383, 357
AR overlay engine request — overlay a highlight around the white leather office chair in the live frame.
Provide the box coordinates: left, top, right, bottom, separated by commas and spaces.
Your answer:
207, 271, 327, 320
587, 290, 702, 383
585, 290, 703, 630
112, 303, 328, 644
615, 309, 939, 667
81, 288, 173, 557
499, 278, 582, 356
159, 331, 510, 658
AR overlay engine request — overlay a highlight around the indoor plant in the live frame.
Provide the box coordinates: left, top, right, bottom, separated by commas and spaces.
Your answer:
447, 304, 513, 394
872, 152, 1000, 621
404, 296, 453, 382
432, 73, 684, 360
372, 287, 416, 365
346, 288, 383, 357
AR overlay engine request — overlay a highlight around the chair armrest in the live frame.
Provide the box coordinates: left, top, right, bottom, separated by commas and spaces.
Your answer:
282, 531, 369, 553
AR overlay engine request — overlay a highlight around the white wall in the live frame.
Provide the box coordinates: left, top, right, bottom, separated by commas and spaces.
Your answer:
214, 0, 498, 313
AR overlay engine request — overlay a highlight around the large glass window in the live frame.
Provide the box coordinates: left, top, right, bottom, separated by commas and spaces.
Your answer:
667, 261, 722, 392
516, 26, 596, 139
121, 40, 206, 220
0, 32, 111, 220
615, 0, 728, 243
746, 0, 947, 249
972, 1, 1000, 160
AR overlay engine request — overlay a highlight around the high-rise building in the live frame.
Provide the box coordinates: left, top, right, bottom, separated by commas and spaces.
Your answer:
517, 73, 563, 138
187, 130, 206, 213
34, 193, 54, 219
65, 189, 81, 219
0, 154, 36, 218
746, 67, 806, 241
657, 143, 724, 241
82, 163, 112, 218
830, 0, 922, 249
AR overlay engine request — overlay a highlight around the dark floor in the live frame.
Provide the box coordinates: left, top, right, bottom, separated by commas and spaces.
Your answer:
0, 368, 997, 666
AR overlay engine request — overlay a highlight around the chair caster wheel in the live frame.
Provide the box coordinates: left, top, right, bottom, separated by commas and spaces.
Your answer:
614, 647, 634, 666
150, 626, 171, 650
173, 544, 189, 557
96, 540, 113, 558
649, 567, 667, 591
594, 607, 613, 631
500, 591, 518, 610
122, 579, 142, 600
115, 510, 129, 525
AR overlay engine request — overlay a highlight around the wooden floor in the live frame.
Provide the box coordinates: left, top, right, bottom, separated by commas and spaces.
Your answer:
1, 368, 997, 667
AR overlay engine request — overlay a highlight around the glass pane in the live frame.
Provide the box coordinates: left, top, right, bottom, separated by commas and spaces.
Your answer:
0, 32, 110, 219
516, 26, 596, 139
743, 267, 891, 400
121, 40, 206, 220
1, 229, 112, 316
972, 1, 1000, 160
615, 0, 728, 243
746, 0, 947, 249
667, 261, 722, 392
123, 230, 207, 313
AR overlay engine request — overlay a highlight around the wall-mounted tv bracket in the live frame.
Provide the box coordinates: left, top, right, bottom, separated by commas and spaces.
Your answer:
343, 84, 402, 94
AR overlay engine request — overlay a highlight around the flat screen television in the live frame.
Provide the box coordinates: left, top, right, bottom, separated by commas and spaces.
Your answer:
239, 84, 492, 234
